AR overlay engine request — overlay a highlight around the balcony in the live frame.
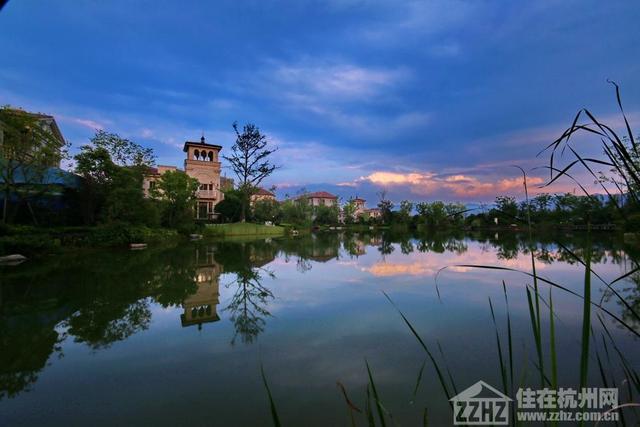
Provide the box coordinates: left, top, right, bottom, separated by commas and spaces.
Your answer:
197, 190, 218, 200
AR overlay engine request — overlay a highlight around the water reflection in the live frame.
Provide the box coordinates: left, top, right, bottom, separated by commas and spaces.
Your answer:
0, 230, 638, 410
181, 248, 221, 329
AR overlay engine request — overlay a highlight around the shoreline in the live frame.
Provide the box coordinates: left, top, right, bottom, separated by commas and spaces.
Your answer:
1, 222, 635, 259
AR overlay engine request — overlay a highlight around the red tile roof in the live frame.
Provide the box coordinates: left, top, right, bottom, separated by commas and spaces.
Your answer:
300, 191, 338, 199
254, 188, 275, 196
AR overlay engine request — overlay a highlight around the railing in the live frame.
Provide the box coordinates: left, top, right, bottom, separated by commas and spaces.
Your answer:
197, 190, 218, 199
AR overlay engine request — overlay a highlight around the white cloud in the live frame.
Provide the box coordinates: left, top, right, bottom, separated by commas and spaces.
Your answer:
270, 60, 409, 103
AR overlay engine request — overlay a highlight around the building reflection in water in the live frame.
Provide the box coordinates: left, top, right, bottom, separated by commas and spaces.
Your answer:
180, 247, 222, 330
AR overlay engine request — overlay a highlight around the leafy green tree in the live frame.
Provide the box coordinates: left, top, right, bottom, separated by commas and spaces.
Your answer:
151, 170, 199, 229
252, 199, 281, 223
417, 201, 446, 227
398, 200, 414, 223
215, 189, 244, 223
533, 193, 552, 212
342, 199, 357, 224
223, 122, 278, 222
444, 202, 466, 227
74, 130, 156, 225
104, 167, 159, 226
314, 204, 339, 225
280, 197, 312, 225
493, 196, 518, 224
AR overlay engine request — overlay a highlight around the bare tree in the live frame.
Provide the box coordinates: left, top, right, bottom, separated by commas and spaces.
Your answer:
223, 122, 278, 222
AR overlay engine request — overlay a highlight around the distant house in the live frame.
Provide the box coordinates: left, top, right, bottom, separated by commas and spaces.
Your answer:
297, 191, 338, 207
364, 208, 382, 219
143, 136, 224, 220
352, 197, 366, 216
250, 187, 276, 205
344, 197, 380, 221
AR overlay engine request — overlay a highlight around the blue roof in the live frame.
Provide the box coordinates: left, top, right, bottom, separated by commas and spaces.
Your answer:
1, 166, 82, 188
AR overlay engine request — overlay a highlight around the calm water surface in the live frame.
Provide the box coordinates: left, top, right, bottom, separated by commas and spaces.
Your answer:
1, 231, 638, 425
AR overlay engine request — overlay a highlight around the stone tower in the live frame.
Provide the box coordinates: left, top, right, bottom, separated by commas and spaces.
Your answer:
183, 136, 224, 220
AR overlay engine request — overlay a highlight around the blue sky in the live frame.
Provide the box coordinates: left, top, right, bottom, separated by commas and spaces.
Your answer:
1, 0, 639, 204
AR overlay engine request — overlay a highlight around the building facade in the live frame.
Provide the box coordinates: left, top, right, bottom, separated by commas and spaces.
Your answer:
143, 136, 224, 220
0, 108, 65, 168
250, 188, 276, 205
297, 191, 338, 207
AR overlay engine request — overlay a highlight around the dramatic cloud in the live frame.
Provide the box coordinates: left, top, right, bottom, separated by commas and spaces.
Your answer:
357, 170, 546, 199
1, 0, 637, 204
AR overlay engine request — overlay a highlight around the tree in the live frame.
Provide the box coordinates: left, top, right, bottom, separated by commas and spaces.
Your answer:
215, 189, 244, 223
417, 201, 444, 227
342, 199, 357, 224
314, 204, 339, 225
223, 122, 279, 222
493, 196, 518, 224
398, 200, 413, 223
74, 130, 156, 225
280, 197, 312, 225
151, 170, 199, 229
252, 199, 281, 223
444, 202, 466, 227
0, 107, 68, 224
377, 190, 394, 224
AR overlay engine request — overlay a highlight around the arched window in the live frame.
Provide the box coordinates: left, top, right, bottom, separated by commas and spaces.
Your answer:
193, 149, 200, 160
208, 151, 214, 161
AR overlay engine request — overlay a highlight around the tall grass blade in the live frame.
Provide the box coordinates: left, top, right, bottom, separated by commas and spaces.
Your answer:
557, 240, 640, 324
412, 359, 427, 403
383, 291, 453, 404
260, 364, 282, 427
365, 385, 375, 427
365, 359, 387, 427
489, 297, 508, 395
441, 264, 639, 338
502, 281, 514, 396
579, 242, 592, 394
437, 341, 458, 396
549, 288, 558, 391
526, 286, 545, 387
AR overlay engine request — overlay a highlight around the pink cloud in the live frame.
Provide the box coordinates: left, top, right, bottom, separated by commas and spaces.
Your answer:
355, 170, 573, 200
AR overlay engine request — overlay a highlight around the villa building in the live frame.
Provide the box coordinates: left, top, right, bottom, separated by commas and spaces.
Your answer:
364, 208, 382, 219
143, 136, 224, 220
297, 191, 338, 207
345, 197, 381, 220
0, 108, 65, 167
250, 187, 276, 205
352, 197, 366, 216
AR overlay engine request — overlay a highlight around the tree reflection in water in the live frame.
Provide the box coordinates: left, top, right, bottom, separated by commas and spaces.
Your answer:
224, 268, 275, 345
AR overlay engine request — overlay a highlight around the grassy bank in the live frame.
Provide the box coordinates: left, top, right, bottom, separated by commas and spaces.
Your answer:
204, 222, 286, 237
0, 224, 180, 257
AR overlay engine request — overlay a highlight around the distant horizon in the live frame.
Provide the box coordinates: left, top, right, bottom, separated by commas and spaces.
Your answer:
2, 1, 638, 203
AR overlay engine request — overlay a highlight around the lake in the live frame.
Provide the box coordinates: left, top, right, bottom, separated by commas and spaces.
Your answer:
1, 231, 638, 425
